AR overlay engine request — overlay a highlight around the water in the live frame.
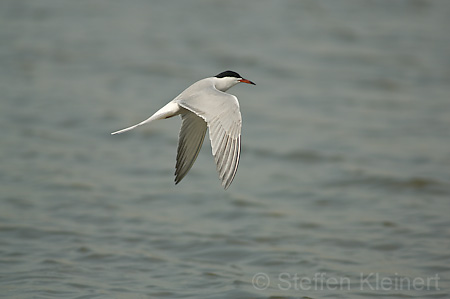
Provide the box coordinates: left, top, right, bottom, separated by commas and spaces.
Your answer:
1, 0, 449, 298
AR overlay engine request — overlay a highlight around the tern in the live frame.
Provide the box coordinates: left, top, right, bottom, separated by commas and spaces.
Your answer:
111, 70, 255, 189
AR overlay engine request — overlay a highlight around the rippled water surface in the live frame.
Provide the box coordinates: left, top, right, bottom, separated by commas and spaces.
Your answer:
1, 0, 449, 298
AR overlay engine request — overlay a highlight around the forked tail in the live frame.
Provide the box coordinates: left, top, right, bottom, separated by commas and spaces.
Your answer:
111, 101, 182, 135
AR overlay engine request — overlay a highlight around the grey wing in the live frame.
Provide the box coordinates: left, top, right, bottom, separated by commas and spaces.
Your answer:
175, 111, 207, 184
178, 88, 242, 189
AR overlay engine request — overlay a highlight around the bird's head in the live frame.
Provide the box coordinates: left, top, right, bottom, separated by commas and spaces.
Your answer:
213, 70, 255, 91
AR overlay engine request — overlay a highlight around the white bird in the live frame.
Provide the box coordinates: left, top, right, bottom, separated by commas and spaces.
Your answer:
111, 71, 255, 189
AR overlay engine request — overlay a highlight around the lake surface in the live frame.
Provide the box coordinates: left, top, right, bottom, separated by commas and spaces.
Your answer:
1, 0, 449, 298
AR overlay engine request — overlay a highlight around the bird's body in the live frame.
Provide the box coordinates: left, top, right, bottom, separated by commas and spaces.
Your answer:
112, 71, 255, 189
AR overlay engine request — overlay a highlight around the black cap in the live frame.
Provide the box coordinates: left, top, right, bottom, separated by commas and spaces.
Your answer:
215, 70, 242, 79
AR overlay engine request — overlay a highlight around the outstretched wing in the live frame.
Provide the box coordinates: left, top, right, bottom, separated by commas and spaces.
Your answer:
178, 87, 242, 189
175, 112, 207, 184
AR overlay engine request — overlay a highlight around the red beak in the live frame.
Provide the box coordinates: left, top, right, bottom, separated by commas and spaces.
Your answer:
239, 78, 256, 85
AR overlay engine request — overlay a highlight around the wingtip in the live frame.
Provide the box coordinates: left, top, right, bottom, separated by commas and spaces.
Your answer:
221, 178, 233, 190
221, 173, 235, 190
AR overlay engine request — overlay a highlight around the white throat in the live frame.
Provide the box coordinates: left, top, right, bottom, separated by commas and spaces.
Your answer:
213, 77, 239, 92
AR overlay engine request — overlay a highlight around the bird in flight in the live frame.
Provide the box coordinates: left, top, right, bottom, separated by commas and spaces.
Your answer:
111, 70, 255, 189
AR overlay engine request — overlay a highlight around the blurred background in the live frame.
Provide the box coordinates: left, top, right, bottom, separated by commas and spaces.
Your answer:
1, 0, 449, 298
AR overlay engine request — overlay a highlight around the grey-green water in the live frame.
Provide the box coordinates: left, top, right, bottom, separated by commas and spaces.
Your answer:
1, 0, 449, 298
